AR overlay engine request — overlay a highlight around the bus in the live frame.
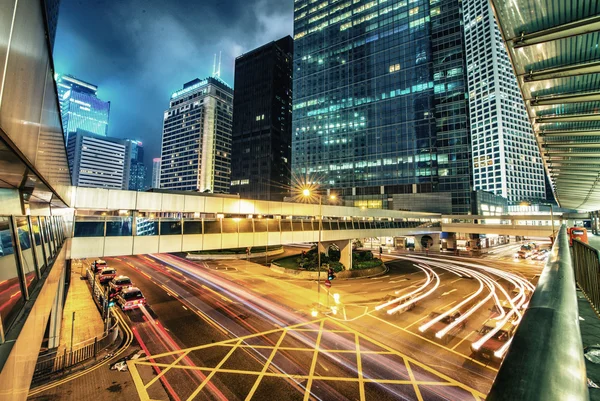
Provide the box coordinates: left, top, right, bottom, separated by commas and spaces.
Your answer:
568, 227, 588, 246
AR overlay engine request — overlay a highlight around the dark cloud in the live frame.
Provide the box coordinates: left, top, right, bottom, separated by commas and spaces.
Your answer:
53, 0, 293, 181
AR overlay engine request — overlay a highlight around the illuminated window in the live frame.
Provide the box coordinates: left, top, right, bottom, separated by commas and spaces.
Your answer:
389, 63, 400, 73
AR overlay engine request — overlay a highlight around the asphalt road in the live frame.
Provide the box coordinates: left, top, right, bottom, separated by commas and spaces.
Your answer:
88, 247, 545, 401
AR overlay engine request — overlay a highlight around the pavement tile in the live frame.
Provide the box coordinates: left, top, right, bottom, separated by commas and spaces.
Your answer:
59, 261, 105, 352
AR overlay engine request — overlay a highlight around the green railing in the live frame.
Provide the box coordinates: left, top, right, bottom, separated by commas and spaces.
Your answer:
487, 225, 589, 401
573, 239, 600, 316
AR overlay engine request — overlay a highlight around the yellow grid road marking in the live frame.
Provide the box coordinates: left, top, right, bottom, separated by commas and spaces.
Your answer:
303, 319, 326, 401
128, 317, 486, 400
355, 333, 366, 401
187, 339, 243, 401
405, 359, 424, 401
246, 328, 288, 400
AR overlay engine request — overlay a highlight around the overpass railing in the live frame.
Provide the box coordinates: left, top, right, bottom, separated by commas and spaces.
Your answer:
573, 240, 600, 314
487, 225, 588, 401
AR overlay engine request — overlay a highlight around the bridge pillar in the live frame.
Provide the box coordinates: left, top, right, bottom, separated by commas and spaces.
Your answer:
414, 233, 440, 252
319, 240, 353, 270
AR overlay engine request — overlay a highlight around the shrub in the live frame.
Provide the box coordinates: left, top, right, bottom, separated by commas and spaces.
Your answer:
354, 259, 383, 269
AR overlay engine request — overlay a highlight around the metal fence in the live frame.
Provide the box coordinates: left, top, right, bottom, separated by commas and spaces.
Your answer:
32, 311, 118, 383
573, 239, 600, 313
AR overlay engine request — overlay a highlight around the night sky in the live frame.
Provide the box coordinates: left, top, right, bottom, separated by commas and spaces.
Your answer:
53, 0, 293, 182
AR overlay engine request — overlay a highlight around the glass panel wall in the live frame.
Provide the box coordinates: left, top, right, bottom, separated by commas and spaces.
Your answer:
15, 217, 38, 291
73, 221, 105, 237
238, 219, 253, 233
222, 219, 238, 234
183, 220, 202, 235
254, 219, 267, 232
160, 220, 182, 235
0, 217, 25, 332
204, 220, 221, 234
105, 217, 132, 236
30, 217, 46, 272
40, 217, 53, 258
136, 217, 158, 236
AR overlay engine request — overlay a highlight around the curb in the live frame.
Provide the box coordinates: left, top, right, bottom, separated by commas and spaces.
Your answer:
269, 263, 388, 281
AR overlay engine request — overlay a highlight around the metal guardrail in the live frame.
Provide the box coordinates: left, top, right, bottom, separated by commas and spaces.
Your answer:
31, 311, 118, 383
487, 225, 589, 401
573, 239, 600, 314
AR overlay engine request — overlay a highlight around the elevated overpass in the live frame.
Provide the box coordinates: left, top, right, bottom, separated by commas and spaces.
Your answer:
66, 188, 589, 260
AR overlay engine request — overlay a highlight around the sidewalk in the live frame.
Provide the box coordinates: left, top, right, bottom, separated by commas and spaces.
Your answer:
58, 260, 105, 352
578, 291, 600, 400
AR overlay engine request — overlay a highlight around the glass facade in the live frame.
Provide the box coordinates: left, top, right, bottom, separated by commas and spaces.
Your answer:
56, 74, 111, 142
124, 140, 147, 191
160, 77, 234, 193
231, 36, 294, 201
0, 215, 65, 335
292, 0, 472, 213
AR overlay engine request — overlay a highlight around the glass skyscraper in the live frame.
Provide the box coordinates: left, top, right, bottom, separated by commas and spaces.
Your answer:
292, 0, 472, 213
123, 139, 146, 191
231, 36, 294, 201
56, 74, 110, 142
463, 0, 545, 202
160, 77, 233, 193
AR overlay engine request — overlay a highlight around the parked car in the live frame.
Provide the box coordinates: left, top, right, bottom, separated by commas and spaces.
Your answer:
91, 259, 107, 273
109, 275, 133, 296
116, 287, 147, 311
422, 310, 467, 344
98, 267, 117, 284
471, 322, 515, 362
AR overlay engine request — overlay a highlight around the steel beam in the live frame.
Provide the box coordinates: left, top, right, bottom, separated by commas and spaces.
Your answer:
539, 130, 600, 137
547, 160, 600, 165
511, 15, 600, 48
536, 112, 600, 123
522, 60, 600, 82
544, 152, 600, 157
543, 143, 600, 148
531, 91, 600, 106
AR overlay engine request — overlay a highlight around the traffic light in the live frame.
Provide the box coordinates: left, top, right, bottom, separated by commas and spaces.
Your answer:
108, 300, 116, 308
328, 267, 335, 281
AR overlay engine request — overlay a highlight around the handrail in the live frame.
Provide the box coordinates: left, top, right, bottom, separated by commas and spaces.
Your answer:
487, 224, 589, 401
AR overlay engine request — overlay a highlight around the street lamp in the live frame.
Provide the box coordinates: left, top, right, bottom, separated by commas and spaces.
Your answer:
302, 188, 336, 307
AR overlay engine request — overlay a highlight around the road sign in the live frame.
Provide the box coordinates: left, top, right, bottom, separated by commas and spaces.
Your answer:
324, 279, 331, 288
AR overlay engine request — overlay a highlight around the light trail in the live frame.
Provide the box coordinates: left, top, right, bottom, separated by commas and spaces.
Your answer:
374, 263, 433, 312
387, 264, 441, 315
137, 254, 468, 401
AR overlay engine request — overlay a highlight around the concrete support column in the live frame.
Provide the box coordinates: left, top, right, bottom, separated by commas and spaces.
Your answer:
336, 239, 353, 270
47, 264, 67, 349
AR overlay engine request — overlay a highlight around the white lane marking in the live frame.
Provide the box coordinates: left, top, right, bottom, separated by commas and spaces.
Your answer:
451, 277, 463, 284
182, 305, 188, 310
442, 289, 457, 296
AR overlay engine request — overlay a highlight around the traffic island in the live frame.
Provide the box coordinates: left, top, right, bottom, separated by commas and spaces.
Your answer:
270, 249, 387, 280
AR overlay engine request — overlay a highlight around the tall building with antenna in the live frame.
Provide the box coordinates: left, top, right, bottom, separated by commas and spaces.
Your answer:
159, 76, 234, 193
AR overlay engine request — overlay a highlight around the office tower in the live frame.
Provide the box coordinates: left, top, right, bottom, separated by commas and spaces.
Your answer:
152, 158, 161, 188
43, 0, 61, 51
292, 0, 472, 213
56, 74, 111, 142
231, 36, 293, 201
463, 0, 545, 202
67, 129, 126, 189
123, 140, 146, 191
160, 77, 233, 193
